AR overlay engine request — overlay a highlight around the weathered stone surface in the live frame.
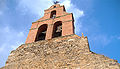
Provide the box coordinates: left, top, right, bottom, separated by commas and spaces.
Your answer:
1, 34, 120, 69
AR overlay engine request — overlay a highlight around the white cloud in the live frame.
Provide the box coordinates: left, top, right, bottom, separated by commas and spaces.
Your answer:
60, 0, 84, 20
61, 0, 71, 9
17, 0, 53, 16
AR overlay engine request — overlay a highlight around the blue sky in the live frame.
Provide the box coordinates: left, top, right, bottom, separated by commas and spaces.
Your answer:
0, 0, 120, 67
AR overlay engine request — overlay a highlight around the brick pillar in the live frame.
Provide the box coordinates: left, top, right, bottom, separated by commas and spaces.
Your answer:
46, 24, 54, 40
62, 20, 74, 36
25, 29, 38, 43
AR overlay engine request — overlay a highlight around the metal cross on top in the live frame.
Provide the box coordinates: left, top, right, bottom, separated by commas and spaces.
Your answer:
54, 1, 59, 4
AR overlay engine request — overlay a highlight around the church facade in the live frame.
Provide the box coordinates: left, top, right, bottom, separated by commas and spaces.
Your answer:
0, 4, 120, 69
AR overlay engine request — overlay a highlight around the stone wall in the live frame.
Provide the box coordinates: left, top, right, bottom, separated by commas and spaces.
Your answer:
1, 34, 120, 69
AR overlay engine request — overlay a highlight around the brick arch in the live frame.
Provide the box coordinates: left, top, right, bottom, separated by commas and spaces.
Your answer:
35, 24, 48, 41
50, 10, 56, 18
52, 21, 62, 38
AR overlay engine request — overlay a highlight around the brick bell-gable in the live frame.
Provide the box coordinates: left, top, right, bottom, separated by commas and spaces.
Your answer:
25, 4, 74, 43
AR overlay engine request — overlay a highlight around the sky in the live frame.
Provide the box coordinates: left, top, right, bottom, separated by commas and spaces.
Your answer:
0, 0, 120, 67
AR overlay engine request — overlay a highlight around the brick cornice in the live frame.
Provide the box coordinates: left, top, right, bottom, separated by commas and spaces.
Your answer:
63, 20, 73, 23
32, 13, 72, 24
30, 20, 73, 31
29, 28, 37, 30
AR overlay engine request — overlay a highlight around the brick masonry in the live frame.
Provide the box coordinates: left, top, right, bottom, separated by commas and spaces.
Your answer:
25, 4, 74, 43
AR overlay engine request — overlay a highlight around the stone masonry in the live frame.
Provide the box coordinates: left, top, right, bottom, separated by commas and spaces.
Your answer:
1, 34, 120, 69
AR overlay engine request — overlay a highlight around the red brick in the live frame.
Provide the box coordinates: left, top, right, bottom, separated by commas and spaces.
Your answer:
25, 4, 74, 43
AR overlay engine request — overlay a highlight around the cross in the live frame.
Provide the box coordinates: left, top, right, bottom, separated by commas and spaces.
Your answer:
54, 1, 59, 4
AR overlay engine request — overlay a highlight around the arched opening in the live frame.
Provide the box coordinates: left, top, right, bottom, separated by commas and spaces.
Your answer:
50, 10, 56, 19
52, 21, 62, 38
35, 24, 48, 41
63, 7, 66, 11
54, 6, 56, 8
